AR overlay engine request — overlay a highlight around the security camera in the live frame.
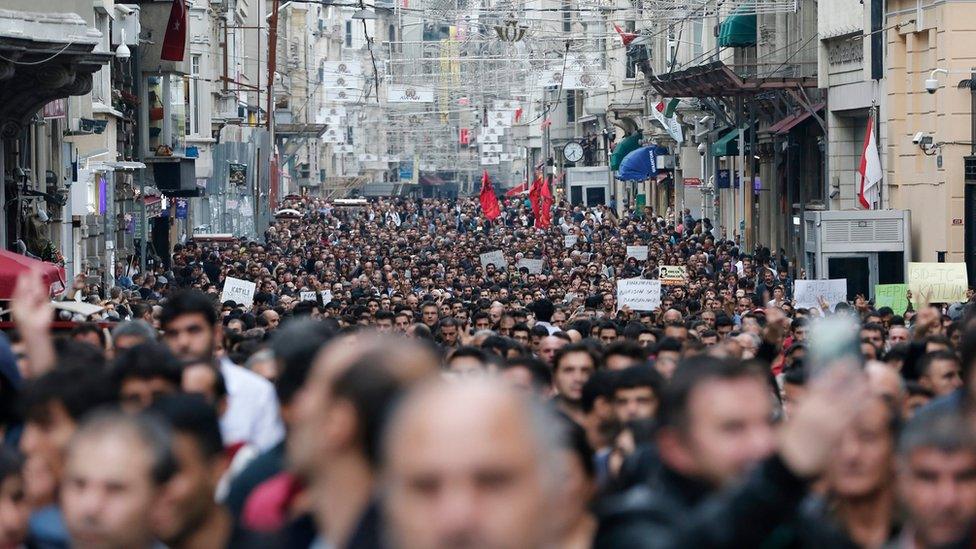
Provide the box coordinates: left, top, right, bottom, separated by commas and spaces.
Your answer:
912, 131, 927, 145
697, 143, 706, 156
925, 78, 939, 94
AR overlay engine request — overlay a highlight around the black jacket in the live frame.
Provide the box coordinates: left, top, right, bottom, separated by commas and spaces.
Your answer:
594, 455, 808, 549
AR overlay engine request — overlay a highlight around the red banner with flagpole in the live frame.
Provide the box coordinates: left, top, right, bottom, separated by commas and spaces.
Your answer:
479, 170, 501, 220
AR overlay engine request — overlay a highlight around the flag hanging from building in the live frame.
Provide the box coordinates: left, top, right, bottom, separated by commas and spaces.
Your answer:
459, 128, 469, 145
161, 0, 188, 61
479, 170, 501, 220
613, 24, 638, 46
653, 100, 684, 144
857, 116, 883, 209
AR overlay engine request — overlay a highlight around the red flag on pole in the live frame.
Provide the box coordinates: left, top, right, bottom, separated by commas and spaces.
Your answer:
161, 0, 188, 61
479, 170, 501, 220
536, 176, 554, 228
528, 173, 543, 219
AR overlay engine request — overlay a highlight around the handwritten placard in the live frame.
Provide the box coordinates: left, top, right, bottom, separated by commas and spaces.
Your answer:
794, 279, 848, 311
875, 284, 909, 315
565, 235, 578, 248
616, 278, 662, 311
517, 258, 544, 274
908, 262, 968, 304
659, 265, 688, 286
220, 277, 256, 309
300, 291, 318, 302
320, 290, 333, 304
626, 245, 649, 261
480, 250, 508, 269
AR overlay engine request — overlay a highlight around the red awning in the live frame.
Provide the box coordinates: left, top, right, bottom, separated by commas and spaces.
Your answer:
0, 250, 65, 299
771, 103, 825, 136
505, 182, 528, 197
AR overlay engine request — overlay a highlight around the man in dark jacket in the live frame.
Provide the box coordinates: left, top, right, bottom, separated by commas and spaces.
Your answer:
594, 355, 867, 548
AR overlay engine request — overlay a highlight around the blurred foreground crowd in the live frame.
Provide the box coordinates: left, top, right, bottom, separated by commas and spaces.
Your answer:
0, 197, 972, 548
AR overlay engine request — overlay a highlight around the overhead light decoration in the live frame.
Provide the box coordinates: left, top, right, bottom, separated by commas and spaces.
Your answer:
494, 13, 527, 42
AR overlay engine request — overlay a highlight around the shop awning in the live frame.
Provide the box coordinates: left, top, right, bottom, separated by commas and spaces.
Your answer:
419, 173, 446, 186
610, 132, 642, 171
711, 129, 741, 157
0, 250, 65, 300
617, 146, 660, 181
718, 5, 757, 47
774, 103, 825, 135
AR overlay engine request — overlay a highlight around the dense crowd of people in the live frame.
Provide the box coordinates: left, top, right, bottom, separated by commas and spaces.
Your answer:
0, 195, 973, 548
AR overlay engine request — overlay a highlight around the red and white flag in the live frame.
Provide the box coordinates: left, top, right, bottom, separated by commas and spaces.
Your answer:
161, 0, 188, 62
857, 116, 883, 209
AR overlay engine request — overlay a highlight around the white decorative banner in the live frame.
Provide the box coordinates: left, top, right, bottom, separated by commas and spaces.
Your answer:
358, 154, 380, 162
388, 84, 435, 103
536, 69, 563, 88
479, 133, 499, 143
324, 89, 358, 103
323, 61, 363, 75
499, 153, 514, 161
321, 128, 346, 143
562, 71, 610, 90
493, 100, 520, 110
480, 155, 500, 165
482, 144, 503, 153
487, 110, 514, 128
323, 74, 364, 89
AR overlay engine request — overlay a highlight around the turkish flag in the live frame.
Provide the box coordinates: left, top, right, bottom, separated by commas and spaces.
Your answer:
536, 176, 553, 228
479, 170, 501, 220
459, 128, 469, 145
613, 24, 638, 46
161, 0, 188, 62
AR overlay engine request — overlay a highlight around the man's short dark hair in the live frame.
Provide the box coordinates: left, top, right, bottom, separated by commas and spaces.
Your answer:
612, 365, 664, 396
580, 370, 615, 413
654, 337, 683, 354
21, 366, 115, 423
604, 341, 648, 365
375, 310, 395, 322
715, 315, 735, 330
503, 356, 552, 390
553, 342, 599, 372
917, 350, 961, 378
110, 342, 182, 390
160, 290, 218, 329
658, 356, 766, 432
511, 323, 530, 335
271, 319, 336, 404
70, 323, 106, 348
447, 346, 487, 366
530, 324, 550, 338
150, 393, 224, 459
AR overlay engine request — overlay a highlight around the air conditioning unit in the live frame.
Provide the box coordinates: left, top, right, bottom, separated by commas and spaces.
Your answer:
803, 209, 912, 299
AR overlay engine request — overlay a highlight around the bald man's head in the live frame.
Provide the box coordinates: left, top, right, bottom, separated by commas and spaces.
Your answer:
382, 380, 562, 549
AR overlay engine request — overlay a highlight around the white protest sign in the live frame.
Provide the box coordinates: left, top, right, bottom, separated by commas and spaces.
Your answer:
626, 245, 649, 261
616, 278, 662, 312
794, 279, 848, 311
300, 291, 318, 302
220, 277, 256, 309
565, 235, 578, 248
320, 290, 333, 303
517, 258, 544, 274
908, 262, 969, 303
480, 250, 508, 269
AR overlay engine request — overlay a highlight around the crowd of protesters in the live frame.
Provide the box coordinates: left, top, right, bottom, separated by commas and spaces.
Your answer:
0, 195, 973, 548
